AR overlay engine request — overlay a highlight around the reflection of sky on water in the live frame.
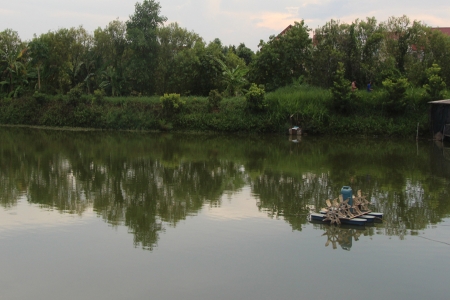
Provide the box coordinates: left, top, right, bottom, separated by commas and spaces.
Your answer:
203, 187, 269, 221
0, 196, 96, 239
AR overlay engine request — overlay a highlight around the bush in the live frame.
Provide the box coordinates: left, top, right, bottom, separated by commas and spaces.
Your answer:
92, 89, 106, 104
423, 64, 447, 101
245, 83, 266, 112
382, 77, 409, 114
32, 91, 49, 104
208, 89, 222, 111
66, 84, 84, 105
330, 62, 352, 113
160, 93, 185, 116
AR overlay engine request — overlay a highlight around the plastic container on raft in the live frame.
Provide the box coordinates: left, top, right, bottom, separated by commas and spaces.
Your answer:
341, 186, 353, 207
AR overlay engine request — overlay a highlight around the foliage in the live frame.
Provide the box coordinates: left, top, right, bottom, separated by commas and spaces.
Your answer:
245, 83, 266, 112
28, 38, 49, 91
382, 77, 410, 114
214, 56, 248, 96
160, 93, 185, 115
93, 89, 106, 104
126, 0, 167, 95
0, 29, 27, 95
235, 43, 255, 65
330, 62, 352, 113
423, 64, 447, 101
250, 21, 312, 91
32, 91, 49, 104
207, 89, 222, 111
66, 84, 84, 105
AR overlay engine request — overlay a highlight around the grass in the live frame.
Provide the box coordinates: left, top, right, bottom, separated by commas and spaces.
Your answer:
0, 84, 439, 136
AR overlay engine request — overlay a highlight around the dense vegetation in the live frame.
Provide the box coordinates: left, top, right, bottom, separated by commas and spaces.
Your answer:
1, 0, 449, 135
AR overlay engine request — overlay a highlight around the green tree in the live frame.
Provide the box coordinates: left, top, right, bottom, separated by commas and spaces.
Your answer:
381, 15, 429, 81
382, 77, 410, 114
35, 27, 95, 94
235, 43, 255, 65
427, 29, 450, 86
357, 17, 385, 84
310, 20, 348, 87
0, 29, 27, 94
93, 19, 129, 96
155, 22, 203, 94
126, 0, 167, 95
330, 62, 352, 113
423, 63, 447, 101
245, 83, 266, 112
28, 38, 49, 91
194, 40, 224, 95
215, 54, 248, 96
250, 21, 312, 91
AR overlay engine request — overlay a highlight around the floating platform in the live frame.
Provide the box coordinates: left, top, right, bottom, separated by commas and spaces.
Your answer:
319, 209, 383, 222
310, 213, 368, 226
312, 188, 383, 226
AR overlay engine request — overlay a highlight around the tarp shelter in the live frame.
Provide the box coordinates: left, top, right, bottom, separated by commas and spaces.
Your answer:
429, 100, 450, 140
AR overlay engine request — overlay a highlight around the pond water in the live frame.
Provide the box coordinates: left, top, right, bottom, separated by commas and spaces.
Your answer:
0, 127, 449, 300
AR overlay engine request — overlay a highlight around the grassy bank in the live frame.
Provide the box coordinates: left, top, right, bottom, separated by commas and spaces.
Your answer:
0, 84, 432, 136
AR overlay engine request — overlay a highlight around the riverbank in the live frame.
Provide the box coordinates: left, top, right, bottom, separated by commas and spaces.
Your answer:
0, 84, 431, 137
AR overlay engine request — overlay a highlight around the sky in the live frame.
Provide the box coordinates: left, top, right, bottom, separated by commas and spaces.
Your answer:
1, 0, 449, 51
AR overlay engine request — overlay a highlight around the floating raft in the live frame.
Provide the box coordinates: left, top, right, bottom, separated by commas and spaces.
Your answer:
310, 213, 368, 226
311, 189, 383, 226
318, 209, 382, 223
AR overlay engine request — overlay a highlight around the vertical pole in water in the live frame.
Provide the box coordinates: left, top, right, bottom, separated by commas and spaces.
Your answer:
416, 122, 419, 141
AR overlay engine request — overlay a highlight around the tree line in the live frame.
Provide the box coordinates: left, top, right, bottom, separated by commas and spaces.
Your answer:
1, 0, 450, 99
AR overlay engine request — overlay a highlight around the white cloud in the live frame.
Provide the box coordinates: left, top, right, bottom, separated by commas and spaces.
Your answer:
252, 12, 301, 31
286, 7, 299, 16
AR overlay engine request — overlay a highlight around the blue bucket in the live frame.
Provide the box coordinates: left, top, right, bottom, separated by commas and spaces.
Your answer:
341, 186, 353, 207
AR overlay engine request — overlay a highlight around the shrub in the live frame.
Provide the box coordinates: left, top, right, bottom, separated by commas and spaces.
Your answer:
423, 64, 447, 101
66, 84, 84, 105
382, 77, 409, 114
92, 89, 106, 104
160, 93, 185, 116
330, 62, 352, 113
32, 91, 49, 104
245, 83, 266, 112
208, 89, 222, 111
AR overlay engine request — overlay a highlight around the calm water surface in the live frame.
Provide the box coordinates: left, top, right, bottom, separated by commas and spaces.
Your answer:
0, 127, 449, 300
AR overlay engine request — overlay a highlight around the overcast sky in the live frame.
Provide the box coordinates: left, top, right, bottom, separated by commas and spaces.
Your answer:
1, 0, 449, 51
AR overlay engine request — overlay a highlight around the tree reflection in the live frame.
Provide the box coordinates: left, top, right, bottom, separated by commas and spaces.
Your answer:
0, 127, 449, 250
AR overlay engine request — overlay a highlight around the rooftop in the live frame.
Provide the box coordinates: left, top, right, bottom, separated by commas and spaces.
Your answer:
432, 27, 450, 36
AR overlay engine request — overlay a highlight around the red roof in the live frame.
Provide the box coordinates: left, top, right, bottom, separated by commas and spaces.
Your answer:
278, 25, 293, 37
432, 27, 450, 36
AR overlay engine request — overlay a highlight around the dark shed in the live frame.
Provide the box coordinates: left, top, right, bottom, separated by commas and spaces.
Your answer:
429, 100, 450, 140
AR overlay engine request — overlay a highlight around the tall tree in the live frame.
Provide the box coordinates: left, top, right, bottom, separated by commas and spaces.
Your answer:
250, 21, 312, 91
310, 20, 349, 88
235, 43, 255, 65
0, 29, 27, 94
126, 0, 167, 95
155, 22, 203, 94
94, 19, 129, 96
28, 38, 49, 90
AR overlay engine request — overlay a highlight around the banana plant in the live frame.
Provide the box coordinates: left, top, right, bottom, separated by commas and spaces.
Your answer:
100, 66, 120, 96
1, 48, 26, 93
214, 57, 248, 97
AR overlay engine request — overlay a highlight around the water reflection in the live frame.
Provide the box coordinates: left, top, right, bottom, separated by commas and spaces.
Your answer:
0, 127, 449, 250
313, 223, 374, 251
